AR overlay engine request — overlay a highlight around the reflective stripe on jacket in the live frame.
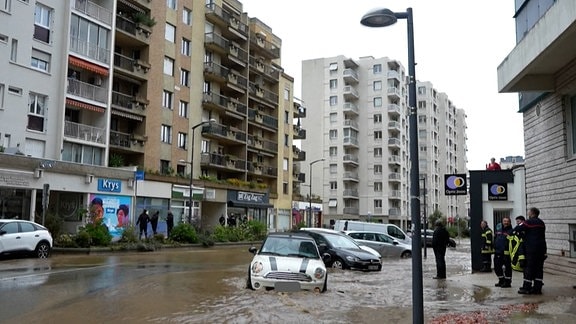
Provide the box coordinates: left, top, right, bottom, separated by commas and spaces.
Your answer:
481, 227, 494, 254
509, 235, 525, 271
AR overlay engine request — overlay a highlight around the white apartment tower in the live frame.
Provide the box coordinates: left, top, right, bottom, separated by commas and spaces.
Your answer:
301, 56, 467, 230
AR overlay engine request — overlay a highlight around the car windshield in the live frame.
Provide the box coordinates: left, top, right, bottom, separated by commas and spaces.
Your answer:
259, 237, 320, 259
323, 233, 360, 249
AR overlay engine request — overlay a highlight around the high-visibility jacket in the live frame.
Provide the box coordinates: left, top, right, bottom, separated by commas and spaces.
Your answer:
481, 227, 494, 254
509, 234, 525, 271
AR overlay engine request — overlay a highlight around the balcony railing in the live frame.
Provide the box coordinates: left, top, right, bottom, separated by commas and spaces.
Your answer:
69, 36, 110, 64
72, 0, 112, 25
343, 102, 359, 114
343, 154, 359, 164
343, 207, 359, 214
64, 121, 106, 144
388, 104, 401, 115
67, 79, 108, 104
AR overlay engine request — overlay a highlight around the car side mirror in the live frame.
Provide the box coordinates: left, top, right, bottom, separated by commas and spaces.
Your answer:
317, 243, 327, 251
0, 230, 5, 236
322, 253, 331, 262
248, 246, 257, 254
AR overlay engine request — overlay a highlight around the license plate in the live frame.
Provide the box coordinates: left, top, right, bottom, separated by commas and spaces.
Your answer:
368, 265, 379, 270
275, 282, 301, 292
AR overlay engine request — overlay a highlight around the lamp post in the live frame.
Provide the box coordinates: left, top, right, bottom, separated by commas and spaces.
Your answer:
309, 158, 324, 227
182, 119, 216, 225
361, 8, 423, 324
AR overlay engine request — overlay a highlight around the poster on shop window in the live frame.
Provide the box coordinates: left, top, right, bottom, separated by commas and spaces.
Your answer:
89, 194, 132, 240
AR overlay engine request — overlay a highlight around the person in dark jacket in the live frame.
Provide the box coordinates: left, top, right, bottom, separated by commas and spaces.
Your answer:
510, 215, 526, 272
517, 207, 547, 295
480, 220, 494, 272
136, 209, 149, 240
493, 217, 514, 287
432, 220, 451, 279
150, 211, 160, 235
166, 210, 174, 238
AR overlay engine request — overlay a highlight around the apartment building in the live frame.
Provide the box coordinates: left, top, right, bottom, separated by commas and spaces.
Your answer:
301, 56, 467, 230
0, 0, 298, 234
497, 0, 576, 277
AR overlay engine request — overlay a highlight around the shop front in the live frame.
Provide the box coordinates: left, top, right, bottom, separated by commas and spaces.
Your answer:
226, 190, 272, 226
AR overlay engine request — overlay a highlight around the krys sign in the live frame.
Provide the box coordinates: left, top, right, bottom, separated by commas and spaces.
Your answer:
98, 179, 122, 193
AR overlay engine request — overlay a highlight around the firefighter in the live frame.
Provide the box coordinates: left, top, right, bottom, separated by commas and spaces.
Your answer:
510, 215, 526, 272
480, 220, 494, 272
493, 217, 514, 287
517, 208, 547, 295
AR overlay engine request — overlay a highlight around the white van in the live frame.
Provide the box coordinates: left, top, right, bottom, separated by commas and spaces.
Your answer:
333, 220, 412, 245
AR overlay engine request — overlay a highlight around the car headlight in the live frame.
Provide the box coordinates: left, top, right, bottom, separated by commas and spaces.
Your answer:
314, 267, 326, 279
251, 262, 264, 275
345, 255, 359, 262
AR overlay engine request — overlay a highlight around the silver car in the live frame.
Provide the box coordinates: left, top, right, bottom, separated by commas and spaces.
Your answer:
344, 230, 412, 258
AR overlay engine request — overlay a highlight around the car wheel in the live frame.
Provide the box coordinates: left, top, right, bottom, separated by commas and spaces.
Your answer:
401, 251, 412, 258
35, 242, 50, 258
321, 274, 328, 293
331, 258, 345, 269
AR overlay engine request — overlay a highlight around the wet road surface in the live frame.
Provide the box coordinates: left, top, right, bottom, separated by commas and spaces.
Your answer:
0, 242, 574, 323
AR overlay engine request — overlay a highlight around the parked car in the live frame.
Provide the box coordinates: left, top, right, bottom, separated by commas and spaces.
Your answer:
333, 220, 412, 245
0, 219, 53, 258
247, 232, 329, 293
420, 229, 457, 248
299, 228, 382, 271
300, 227, 381, 258
344, 230, 412, 258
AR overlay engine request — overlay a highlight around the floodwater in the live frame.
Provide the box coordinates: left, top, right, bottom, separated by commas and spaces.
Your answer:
0, 242, 573, 323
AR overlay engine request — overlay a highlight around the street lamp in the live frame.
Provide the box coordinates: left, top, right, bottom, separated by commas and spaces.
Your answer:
181, 118, 216, 224
361, 7, 423, 324
309, 158, 324, 227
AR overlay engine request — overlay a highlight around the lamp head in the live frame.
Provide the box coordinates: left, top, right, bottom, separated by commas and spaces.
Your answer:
361, 8, 397, 27
208, 118, 216, 123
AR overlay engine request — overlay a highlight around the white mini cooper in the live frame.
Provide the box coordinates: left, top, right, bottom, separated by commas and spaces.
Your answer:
247, 232, 330, 293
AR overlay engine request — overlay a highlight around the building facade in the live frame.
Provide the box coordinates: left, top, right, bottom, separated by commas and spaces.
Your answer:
498, 0, 576, 277
301, 56, 467, 231
0, 0, 300, 233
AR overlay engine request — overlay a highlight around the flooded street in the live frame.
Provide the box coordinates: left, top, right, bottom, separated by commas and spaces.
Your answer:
0, 241, 574, 323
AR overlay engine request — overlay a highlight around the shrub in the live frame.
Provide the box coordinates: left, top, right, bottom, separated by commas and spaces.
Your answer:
44, 211, 64, 238
77, 220, 112, 247
170, 223, 198, 243
245, 220, 266, 241
55, 234, 78, 248
119, 226, 139, 243
75, 230, 91, 248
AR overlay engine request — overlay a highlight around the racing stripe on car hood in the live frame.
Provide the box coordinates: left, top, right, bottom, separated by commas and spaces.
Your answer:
269, 256, 277, 270
299, 258, 309, 273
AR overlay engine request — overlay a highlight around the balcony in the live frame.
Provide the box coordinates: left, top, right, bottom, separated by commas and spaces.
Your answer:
343, 136, 359, 148
111, 91, 148, 113
387, 87, 401, 100
389, 190, 402, 199
388, 172, 402, 183
388, 120, 401, 133
247, 135, 278, 153
72, 0, 112, 26
64, 121, 106, 144
343, 85, 359, 100
388, 138, 401, 149
293, 126, 306, 140
343, 68, 359, 84
202, 92, 246, 118
294, 103, 306, 118
67, 79, 108, 104
388, 155, 401, 165
343, 189, 359, 199
389, 208, 400, 216
109, 130, 145, 152
388, 104, 401, 116
247, 162, 278, 178
201, 123, 246, 144
116, 15, 151, 44
343, 154, 359, 165
200, 152, 246, 172
293, 145, 306, 161
343, 119, 358, 130
69, 36, 110, 65
250, 32, 280, 59
249, 83, 279, 107
226, 43, 248, 67
343, 172, 359, 182
249, 56, 280, 83
387, 70, 401, 81
342, 102, 359, 116
204, 32, 229, 55
343, 207, 359, 215
205, 2, 248, 40
113, 53, 150, 81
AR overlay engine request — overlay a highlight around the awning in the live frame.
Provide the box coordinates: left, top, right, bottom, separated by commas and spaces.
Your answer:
118, 0, 145, 13
66, 98, 105, 113
328, 199, 337, 207
228, 201, 273, 209
111, 109, 144, 121
69, 56, 109, 76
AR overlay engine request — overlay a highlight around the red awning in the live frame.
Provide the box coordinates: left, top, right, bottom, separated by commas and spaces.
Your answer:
111, 109, 144, 121
68, 56, 109, 76
66, 98, 105, 113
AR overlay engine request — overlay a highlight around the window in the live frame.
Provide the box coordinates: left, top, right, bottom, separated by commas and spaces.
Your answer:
283, 182, 288, 194
161, 125, 172, 143
330, 182, 337, 190
569, 95, 576, 157
418, 101, 427, 109
164, 57, 174, 75
373, 97, 382, 107
330, 113, 337, 124
374, 114, 382, 123
374, 182, 382, 192
0, 33, 7, 43
2, 0, 11, 12
160, 160, 171, 174
374, 147, 382, 157
180, 69, 190, 86
179, 100, 188, 117
8, 86, 22, 95
329, 96, 337, 106
329, 164, 337, 174
31, 49, 50, 72
373, 64, 382, 74
0, 84, 4, 109
284, 111, 289, 124
167, 0, 176, 10
284, 134, 289, 147
329, 129, 337, 140
162, 90, 173, 109
329, 146, 337, 156
69, 15, 110, 63
284, 88, 290, 100
181, 38, 191, 56
165, 23, 175, 42
178, 132, 187, 149
329, 79, 337, 89
10, 38, 17, 62
28, 93, 46, 132
177, 165, 186, 176
374, 131, 382, 140
418, 86, 426, 95
374, 164, 382, 174
183, 7, 192, 25
25, 138, 45, 158
329, 62, 338, 71
34, 3, 51, 43
283, 158, 288, 171
374, 199, 382, 208
373, 81, 382, 91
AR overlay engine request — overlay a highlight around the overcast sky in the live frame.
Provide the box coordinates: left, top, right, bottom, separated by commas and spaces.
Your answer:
240, 0, 523, 170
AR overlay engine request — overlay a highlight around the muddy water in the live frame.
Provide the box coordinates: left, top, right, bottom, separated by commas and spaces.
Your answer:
0, 244, 564, 323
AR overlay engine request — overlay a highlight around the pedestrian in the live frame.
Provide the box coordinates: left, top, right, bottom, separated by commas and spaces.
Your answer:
432, 220, 451, 279
136, 209, 149, 240
219, 214, 225, 226
480, 220, 494, 272
486, 157, 502, 170
494, 217, 514, 287
510, 215, 526, 272
517, 207, 547, 295
166, 210, 174, 238
150, 211, 160, 235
